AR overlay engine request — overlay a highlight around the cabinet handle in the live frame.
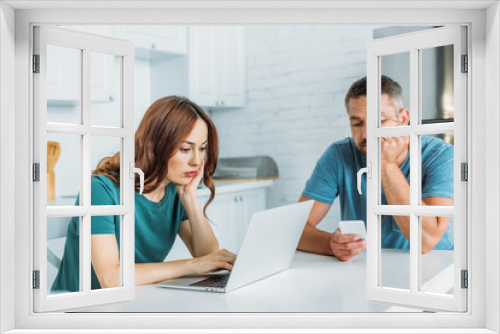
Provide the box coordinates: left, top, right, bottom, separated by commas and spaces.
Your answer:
234, 196, 239, 202
215, 101, 220, 106
151, 42, 156, 49
221, 100, 225, 106
239, 196, 244, 202
109, 94, 116, 101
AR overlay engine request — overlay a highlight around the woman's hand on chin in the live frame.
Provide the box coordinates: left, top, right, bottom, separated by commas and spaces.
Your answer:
175, 159, 204, 199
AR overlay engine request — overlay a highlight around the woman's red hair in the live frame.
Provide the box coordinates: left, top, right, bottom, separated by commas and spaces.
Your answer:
93, 96, 218, 214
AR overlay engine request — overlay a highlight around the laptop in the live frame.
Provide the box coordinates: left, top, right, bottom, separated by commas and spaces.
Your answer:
156, 200, 314, 293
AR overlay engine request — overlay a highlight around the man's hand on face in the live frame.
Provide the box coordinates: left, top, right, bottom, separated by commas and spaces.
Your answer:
380, 136, 410, 166
330, 228, 366, 262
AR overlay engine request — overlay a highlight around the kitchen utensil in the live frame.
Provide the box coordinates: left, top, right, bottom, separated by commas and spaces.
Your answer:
47, 141, 61, 172
47, 141, 61, 201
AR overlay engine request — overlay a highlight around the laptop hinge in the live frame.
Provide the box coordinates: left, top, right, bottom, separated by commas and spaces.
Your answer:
33, 270, 40, 289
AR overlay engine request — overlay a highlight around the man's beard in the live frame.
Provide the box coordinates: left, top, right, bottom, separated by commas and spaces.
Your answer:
357, 140, 367, 157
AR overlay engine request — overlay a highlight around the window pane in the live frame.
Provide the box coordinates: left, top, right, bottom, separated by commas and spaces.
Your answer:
91, 52, 121, 128
420, 215, 454, 296
91, 215, 122, 290
420, 45, 454, 124
380, 52, 410, 128
380, 136, 410, 205
91, 136, 121, 205
47, 216, 81, 295
380, 215, 410, 291
420, 133, 454, 206
46, 134, 81, 206
46, 44, 81, 124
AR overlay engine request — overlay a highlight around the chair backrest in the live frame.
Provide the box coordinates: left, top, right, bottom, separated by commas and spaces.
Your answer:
47, 216, 71, 269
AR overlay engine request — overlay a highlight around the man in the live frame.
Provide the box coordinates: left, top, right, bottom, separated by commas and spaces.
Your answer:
298, 76, 454, 261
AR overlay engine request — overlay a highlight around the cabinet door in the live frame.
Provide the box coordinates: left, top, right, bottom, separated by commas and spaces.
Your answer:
188, 26, 218, 107
46, 43, 80, 104
115, 26, 187, 55
84, 27, 119, 103
52, 26, 117, 104
205, 192, 238, 253
235, 188, 266, 250
164, 194, 210, 261
216, 26, 246, 108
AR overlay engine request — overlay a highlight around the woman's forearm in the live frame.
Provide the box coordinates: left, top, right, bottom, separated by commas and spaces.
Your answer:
134, 260, 194, 286
181, 193, 219, 256
97, 259, 195, 288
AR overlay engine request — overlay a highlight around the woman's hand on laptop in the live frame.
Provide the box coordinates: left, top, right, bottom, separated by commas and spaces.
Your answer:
189, 249, 237, 275
330, 228, 366, 262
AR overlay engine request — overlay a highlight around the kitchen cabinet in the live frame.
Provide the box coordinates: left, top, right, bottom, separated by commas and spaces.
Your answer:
165, 182, 270, 260
47, 26, 187, 105
203, 188, 266, 253
188, 26, 245, 108
47, 26, 118, 105
115, 26, 187, 58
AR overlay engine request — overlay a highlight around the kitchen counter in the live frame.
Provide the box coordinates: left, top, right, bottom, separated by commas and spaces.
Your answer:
197, 179, 273, 197
79, 249, 454, 313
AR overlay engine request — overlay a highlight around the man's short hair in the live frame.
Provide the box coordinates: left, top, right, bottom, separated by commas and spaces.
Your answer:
344, 75, 404, 112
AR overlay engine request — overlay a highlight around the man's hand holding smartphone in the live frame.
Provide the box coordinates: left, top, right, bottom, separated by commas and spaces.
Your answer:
330, 220, 367, 262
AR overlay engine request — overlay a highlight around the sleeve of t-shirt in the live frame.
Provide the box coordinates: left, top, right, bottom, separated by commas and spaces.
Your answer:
422, 143, 454, 200
90, 176, 118, 235
302, 144, 339, 205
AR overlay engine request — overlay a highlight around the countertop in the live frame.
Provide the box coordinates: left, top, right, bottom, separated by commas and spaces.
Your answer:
196, 179, 274, 197
49, 180, 274, 205
78, 249, 454, 313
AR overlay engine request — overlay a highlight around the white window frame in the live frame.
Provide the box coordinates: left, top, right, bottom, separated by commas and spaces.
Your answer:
365, 26, 467, 312
32, 26, 136, 312
1, 2, 498, 333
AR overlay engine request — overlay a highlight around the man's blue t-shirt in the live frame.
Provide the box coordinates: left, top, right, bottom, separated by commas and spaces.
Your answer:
302, 136, 454, 250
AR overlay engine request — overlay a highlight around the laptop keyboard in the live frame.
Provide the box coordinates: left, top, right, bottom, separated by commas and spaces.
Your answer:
189, 274, 230, 288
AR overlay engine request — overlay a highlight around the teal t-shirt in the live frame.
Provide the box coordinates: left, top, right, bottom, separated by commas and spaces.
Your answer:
51, 175, 188, 293
302, 136, 454, 250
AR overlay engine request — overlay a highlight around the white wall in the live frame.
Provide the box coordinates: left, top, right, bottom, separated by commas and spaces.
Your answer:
211, 26, 375, 232
0, 2, 16, 332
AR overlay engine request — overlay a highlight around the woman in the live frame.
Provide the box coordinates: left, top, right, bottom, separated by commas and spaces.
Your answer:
52, 96, 236, 292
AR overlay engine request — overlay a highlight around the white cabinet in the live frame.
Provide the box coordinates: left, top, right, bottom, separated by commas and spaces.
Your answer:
203, 188, 266, 253
47, 26, 118, 105
165, 183, 269, 261
232, 188, 267, 248
188, 26, 245, 108
115, 26, 187, 58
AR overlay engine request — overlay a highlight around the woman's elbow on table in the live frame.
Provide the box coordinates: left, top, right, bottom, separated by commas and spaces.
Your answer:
96, 266, 121, 289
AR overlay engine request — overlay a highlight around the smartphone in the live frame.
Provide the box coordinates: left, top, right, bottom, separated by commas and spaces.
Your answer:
339, 220, 367, 239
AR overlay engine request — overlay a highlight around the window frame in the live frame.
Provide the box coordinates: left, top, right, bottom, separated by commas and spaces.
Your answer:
2, 3, 497, 333
365, 26, 468, 312
32, 25, 136, 312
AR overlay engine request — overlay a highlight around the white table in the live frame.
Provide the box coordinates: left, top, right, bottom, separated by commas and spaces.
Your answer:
80, 249, 454, 313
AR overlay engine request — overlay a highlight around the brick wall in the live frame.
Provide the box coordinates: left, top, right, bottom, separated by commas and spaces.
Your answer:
210, 26, 375, 232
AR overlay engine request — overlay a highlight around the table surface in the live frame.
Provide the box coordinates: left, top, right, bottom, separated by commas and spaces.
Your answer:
79, 249, 454, 313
